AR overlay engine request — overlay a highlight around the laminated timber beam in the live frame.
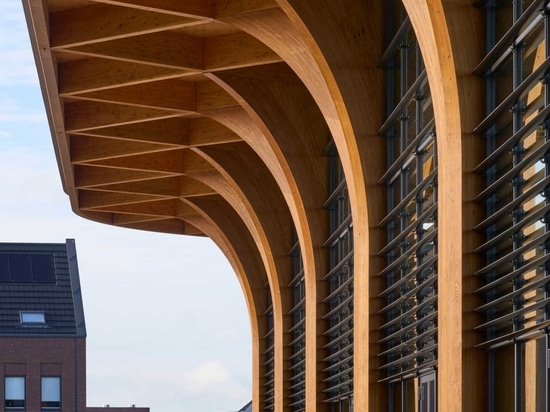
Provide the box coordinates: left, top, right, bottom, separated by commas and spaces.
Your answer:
261, 3, 388, 411
66, 32, 204, 70
69, 135, 176, 163
74, 165, 172, 188
182, 194, 274, 411
192, 141, 294, 296
401, 2, 487, 412
207, 64, 333, 410
87, 176, 188, 198
84, 149, 190, 174
175, 202, 269, 412
90, 0, 214, 18
50, 3, 199, 48
89, 198, 183, 217
66, 31, 282, 72
191, 145, 295, 408
115, 217, 189, 235
63, 101, 181, 132
78, 190, 166, 209
59, 58, 186, 96
68, 80, 196, 112
90, 0, 279, 18
67, 78, 242, 116
75, 117, 241, 147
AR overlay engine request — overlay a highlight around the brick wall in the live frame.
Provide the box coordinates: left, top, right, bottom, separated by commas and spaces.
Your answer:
0, 337, 86, 411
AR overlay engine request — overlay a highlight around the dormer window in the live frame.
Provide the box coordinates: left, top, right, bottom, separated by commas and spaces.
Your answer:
20, 311, 45, 324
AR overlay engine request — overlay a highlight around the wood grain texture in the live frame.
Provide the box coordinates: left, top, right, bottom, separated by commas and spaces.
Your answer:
23, 1, 492, 411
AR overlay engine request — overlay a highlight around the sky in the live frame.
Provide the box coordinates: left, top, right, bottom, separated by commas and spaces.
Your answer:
0, 3, 252, 412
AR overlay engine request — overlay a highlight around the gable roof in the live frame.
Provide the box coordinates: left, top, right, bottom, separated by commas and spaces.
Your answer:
0, 239, 86, 337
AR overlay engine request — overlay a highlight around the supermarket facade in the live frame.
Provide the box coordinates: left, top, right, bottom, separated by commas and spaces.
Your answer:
24, 0, 550, 411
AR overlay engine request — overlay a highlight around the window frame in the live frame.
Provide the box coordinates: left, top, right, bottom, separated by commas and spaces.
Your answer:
19, 311, 46, 325
40, 376, 61, 410
4, 376, 25, 410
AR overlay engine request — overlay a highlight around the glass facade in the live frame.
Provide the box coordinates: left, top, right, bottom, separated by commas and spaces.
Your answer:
288, 236, 306, 411
324, 140, 354, 410
476, 1, 550, 411
263, 289, 275, 411
379, 2, 438, 410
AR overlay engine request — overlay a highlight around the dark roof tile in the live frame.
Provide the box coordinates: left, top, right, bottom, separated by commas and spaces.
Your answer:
0, 240, 86, 337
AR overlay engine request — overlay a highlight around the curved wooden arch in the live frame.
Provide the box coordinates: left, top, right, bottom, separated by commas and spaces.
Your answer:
176, 208, 268, 412
24, 1, 491, 411
190, 142, 295, 409
181, 195, 271, 410
402, 1, 486, 411
207, 64, 331, 409
267, 1, 387, 410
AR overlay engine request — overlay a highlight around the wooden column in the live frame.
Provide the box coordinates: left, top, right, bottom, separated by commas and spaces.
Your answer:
403, 1, 486, 411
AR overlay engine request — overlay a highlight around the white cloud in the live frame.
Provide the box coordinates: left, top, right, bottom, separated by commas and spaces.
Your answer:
181, 361, 230, 393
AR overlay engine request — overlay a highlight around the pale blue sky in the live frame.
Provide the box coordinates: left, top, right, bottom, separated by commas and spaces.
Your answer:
0, 3, 251, 411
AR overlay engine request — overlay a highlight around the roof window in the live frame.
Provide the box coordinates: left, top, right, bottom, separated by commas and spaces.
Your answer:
20, 311, 46, 324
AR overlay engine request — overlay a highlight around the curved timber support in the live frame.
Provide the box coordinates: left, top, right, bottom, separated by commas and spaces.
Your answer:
191, 142, 296, 410
182, 195, 271, 411
402, 1, 486, 411
208, 64, 330, 410
267, 1, 387, 410
24, 1, 507, 412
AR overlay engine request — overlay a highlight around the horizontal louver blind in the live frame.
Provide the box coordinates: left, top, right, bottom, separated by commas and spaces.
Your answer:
378, 11, 438, 382
476, 0, 550, 348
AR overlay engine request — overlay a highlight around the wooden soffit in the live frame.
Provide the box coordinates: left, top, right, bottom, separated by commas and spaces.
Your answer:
23, 0, 296, 236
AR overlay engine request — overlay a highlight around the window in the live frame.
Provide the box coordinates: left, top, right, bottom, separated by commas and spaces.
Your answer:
419, 372, 436, 412
20, 311, 45, 324
5, 377, 25, 409
41, 377, 61, 409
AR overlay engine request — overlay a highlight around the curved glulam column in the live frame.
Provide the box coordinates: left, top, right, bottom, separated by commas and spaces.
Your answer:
206, 64, 330, 410
192, 142, 294, 290
181, 195, 272, 411
250, 1, 387, 410
402, 1, 486, 411
175, 208, 267, 411
191, 142, 296, 410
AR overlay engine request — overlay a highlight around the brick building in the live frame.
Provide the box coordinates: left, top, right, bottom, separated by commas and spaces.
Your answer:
0, 240, 148, 412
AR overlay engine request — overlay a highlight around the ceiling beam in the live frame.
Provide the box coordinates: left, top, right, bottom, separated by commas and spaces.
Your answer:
74, 165, 171, 188
205, 32, 281, 71
64, 101, 180, 132
115, 217, 190, 235
85, 149, 188, 174
67, 31, 204, 69
196, 81, 240, 112
79, 189, 165, 209
91, 176, 182, 197
75, 117, 190, 146
188, 117, 242, 146
74, 79, 196, 112
178, 176, 217, 197
70, 135, 175, 163
92, 198, 179, 217
90, 0, 215, 18
59, 58, 185, 96
50, 3, 195, 48
215, 0, 278, 18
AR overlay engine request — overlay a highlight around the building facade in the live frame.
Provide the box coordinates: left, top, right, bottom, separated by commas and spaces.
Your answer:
22, 1, 550, 411
0, 240, 148, 412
